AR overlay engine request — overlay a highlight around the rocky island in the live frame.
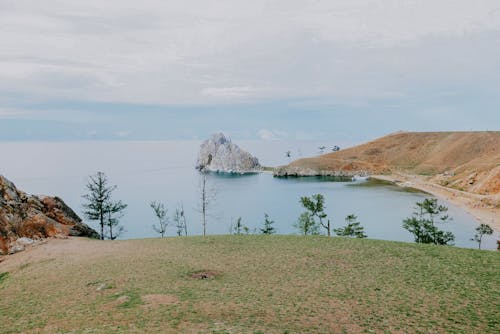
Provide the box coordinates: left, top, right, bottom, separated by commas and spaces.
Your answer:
0, 175, 98, 255
196, 133, 262, 174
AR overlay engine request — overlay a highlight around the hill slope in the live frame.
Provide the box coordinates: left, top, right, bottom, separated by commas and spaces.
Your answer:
275, 131, 500, 195
0, 236, 498, 333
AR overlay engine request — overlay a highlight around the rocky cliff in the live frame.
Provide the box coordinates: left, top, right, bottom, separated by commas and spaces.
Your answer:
0, 175, 99, 255
196, 133, 262, 173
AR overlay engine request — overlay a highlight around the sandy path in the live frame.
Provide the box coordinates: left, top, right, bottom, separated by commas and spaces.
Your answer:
372, 173, 500, 232
0, 237, 118, 272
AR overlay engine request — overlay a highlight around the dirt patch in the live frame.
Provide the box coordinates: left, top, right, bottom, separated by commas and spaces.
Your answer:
190, 271, 218, 280
141, 294, 179, 308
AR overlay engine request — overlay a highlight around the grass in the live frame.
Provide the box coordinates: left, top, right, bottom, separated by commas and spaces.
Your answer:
0, 236, 499, 333
0, 271, 8, 284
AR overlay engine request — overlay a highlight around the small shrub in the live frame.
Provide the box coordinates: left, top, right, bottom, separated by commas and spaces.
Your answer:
334, 214, 367, 238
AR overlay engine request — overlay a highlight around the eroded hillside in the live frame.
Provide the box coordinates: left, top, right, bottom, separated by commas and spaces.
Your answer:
275, 131, 500, 195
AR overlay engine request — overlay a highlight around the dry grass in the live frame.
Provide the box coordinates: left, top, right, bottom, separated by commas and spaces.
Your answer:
0, 236, 499, 333
287, 131, 500, 195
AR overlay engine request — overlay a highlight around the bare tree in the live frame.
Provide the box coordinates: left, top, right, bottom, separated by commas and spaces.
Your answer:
150, 201, 169, 238
173, 202, 188, 236
197, 169, 216, 236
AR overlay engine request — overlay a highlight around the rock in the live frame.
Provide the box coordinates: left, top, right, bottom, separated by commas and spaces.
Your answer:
9, 244, 25, 254
0, 175, 99, 254
16, 237, 34, 246
273, 165, 366, 179
195, 133, 262, 174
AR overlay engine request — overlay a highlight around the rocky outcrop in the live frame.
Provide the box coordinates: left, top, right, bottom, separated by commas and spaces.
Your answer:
0, 175, 99, 255
196, 133, 262, 174
273, 166, 366, 179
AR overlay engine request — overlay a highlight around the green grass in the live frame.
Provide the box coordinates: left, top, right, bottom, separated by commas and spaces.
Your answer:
0, 236, 499, 333
0, 271, 8, 284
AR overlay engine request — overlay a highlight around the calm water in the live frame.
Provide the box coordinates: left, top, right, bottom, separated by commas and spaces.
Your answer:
0, 141, 497, 250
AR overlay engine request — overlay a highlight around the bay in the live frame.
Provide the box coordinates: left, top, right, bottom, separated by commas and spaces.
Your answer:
0, 140, 496, 249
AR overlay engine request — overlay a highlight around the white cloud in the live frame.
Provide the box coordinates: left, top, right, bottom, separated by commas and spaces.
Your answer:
201, 86, 259, 99
0, 1, 499, 105
257, 129, 287, 141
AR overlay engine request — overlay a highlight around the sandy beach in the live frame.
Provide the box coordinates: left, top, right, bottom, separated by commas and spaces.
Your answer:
371, 173, 500, 232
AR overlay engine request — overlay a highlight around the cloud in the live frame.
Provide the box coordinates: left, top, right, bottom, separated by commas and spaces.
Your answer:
257, 129, 287, 141
0, 0, 499, 106
0, 108, 30, 118
201, 86, 259, 99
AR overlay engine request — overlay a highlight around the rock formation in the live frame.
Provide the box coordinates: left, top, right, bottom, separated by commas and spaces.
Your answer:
196, 133, 262, 174
0, 175, 99, 255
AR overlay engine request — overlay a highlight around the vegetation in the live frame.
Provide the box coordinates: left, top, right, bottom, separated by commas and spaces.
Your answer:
197, 170, 215, 237
230, 217, 250, 235
403, 198, 455, 245
1, 236, 498, 333
173, 203, 187, 236
82, 171, 127, 240
150, 201, 169, 238
298, 194, 331, 236
0, 272, 8, 284
295, 212, 320, 235
334, 214, 367, 238
471, 223, 494, 250
260, 213, 276, 234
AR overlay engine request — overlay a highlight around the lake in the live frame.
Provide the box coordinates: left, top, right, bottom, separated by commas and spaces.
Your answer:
0, 140, 496, 249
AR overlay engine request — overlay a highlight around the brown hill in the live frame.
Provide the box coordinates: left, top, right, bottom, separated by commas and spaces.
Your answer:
274, 131, 500, 195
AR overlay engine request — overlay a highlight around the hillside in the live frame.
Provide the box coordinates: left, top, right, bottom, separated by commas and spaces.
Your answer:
0, 236, 498, 333
275, 131, 500, 195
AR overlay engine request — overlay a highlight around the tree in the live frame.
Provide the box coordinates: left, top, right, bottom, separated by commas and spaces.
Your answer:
105, 200, 127, 240
295, 212, 319, 235
230, 217, 246, 235
82, 172, 127, 240
260, 213, 276, 234
173, 202, 187, 236
402, 198, 454, 245
150, 201, 169, 238
197, 169, 216, 236
299, 194, 331, 236
334, 214, 367, 238
471, 223, 493, 249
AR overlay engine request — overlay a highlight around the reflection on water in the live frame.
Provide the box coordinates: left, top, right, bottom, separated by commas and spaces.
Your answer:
0, 140, 497, 249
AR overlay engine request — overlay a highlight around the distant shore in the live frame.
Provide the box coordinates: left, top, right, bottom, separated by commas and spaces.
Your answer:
371, 173, 500, 232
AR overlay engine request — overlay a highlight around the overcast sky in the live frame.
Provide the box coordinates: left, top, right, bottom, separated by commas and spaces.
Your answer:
1, 0, 499, 142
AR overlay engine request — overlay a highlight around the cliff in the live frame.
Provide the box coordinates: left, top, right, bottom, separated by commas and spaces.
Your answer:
196, 133, 262, 174
0, 175, 98, 255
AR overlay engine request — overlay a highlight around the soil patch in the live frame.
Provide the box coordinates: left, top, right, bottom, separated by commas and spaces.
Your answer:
190, 271, 218, 280
141, 294, 179, 308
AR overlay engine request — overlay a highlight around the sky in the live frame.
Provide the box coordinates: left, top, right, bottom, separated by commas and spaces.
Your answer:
0, 0, 499, 143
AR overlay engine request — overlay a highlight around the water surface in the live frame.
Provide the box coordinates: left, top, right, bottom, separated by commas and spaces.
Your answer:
0, 141, 496, 249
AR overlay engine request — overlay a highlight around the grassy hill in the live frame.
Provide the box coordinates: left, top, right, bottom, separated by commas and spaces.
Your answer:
280, 131, 500, 195
1, 236, 498, 333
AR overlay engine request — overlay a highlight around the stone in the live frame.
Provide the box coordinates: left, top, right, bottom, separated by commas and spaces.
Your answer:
15, 237, 34, 245
195, 133, 262, 174
0, 174, 99, 254
9, 244, 25, 254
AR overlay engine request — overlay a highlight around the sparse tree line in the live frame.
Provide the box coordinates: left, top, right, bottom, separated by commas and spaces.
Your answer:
82, 171, 495, 250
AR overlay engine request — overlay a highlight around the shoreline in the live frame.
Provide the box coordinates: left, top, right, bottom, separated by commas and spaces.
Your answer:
371, 173, 500, 232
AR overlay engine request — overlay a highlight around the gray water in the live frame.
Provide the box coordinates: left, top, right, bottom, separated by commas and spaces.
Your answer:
0, 140, 497, 250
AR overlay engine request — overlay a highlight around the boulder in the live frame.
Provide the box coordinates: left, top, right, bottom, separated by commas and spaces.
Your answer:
0, 175, 99, 255
196, 133, 262, 174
